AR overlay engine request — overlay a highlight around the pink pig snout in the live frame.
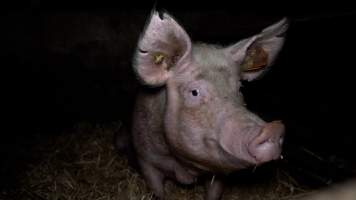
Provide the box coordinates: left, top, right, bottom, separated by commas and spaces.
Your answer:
248, 121, 285, 164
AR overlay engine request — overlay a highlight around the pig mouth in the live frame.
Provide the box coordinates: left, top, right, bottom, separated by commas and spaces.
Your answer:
218, 140, 257, 166
216, 129, 262, 168
205, 138, 256, 170
247, 135, 283, 163
217, 142, 257, 169
246, 121, 285, 164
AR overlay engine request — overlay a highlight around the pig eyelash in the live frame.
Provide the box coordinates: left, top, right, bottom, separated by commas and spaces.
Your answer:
191, 89, 200, 97
138, 49, 148, 54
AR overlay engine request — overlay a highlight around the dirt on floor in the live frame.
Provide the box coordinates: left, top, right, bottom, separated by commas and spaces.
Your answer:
1, 122, 316, 200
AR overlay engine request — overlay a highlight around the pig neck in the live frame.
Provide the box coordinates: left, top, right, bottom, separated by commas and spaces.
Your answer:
137, 85, 205, 175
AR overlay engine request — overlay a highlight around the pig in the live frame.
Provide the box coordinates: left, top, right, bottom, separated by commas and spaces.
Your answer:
128, 11, 288, 200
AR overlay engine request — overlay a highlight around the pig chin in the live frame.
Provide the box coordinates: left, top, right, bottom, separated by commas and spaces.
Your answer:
217, 138, 258, 170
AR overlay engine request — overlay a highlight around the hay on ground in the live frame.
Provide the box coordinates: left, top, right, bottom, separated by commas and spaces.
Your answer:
5, 122, 312, 200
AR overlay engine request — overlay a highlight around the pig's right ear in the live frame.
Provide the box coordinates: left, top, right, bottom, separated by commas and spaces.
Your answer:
133, 11, 192, 86
226, 18, 289, 81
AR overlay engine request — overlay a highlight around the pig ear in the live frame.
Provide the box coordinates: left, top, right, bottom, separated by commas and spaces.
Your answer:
227, 18, 289, 81
133, 11, 192, 86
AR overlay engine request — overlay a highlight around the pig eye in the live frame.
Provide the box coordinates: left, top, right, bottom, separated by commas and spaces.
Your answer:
191, 89, 200, 97
183, 83, 206, 107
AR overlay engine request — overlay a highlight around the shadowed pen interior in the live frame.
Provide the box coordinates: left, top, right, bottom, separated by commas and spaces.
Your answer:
2, 1, 356, 200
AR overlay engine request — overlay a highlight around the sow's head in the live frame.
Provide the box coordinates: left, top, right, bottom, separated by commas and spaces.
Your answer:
133, 11, 288, 172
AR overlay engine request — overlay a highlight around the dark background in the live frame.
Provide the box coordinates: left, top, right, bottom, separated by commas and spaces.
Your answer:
2, 0, 356, 192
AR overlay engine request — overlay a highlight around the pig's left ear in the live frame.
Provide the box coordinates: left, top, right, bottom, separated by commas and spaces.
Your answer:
226, 18, 289, 81
133, 11, 192, 86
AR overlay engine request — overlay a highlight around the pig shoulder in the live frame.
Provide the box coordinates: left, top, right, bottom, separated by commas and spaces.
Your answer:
132, 87, 169, 160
